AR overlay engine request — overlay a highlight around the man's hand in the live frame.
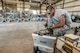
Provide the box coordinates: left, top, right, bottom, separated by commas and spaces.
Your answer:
49, 24, 55, 29
49, 26, 53, 29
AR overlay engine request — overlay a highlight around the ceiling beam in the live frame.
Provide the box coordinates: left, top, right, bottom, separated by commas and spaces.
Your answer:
3, 0, 47, 7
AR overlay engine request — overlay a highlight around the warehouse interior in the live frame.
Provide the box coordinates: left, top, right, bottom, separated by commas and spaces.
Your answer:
0, 0, 80, 53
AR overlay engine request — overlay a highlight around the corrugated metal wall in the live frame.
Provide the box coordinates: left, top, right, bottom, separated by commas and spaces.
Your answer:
56, 0, 80, 15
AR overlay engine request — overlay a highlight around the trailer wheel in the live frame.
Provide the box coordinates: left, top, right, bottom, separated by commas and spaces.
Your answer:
39, 50, 42, 53
14, 18, 19, 22
33, 46, 39, 53
20, 18, 25, 22
0, 17, 4, 23
5, 18, 11, 23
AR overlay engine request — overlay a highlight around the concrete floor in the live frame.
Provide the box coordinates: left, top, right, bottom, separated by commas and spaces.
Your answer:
0, 22, 45, 53
0, 22, 79, 53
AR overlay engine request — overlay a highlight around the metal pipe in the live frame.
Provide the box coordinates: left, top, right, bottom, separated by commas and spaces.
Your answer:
40, 2, 42, 14
1, 0, 4, 10
23, 0, 25, 11
62, 0, 65, 9
40, 0, 46, 14
5, 0, 7, 10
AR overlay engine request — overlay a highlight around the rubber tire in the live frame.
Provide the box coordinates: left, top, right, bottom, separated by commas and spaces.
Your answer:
20, 18, 25, 22
14, 18, 19, 22
0, 17, 4, 23
34, 46, 38, 53
5, 18, 11, 23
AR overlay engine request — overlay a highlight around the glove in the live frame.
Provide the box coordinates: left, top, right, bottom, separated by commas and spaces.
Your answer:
44, 23, 48, 27
47, 28, 53, 35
